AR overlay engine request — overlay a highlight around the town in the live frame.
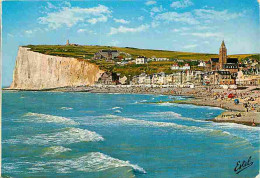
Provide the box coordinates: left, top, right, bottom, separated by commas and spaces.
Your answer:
90, 41, 259, 88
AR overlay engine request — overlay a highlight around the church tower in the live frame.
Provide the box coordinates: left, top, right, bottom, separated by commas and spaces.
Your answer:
219, 40, 227, 70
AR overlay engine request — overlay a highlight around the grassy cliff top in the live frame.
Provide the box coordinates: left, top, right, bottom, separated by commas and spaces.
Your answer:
23, 45, 256, 78
25, 45, 220, 60
24, 44, 254, 61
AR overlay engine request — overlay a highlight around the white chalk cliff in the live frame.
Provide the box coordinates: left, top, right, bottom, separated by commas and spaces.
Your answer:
10, 47, 104, 90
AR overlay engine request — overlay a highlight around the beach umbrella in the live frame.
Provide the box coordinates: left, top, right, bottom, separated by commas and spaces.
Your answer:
234, 99, 239, 105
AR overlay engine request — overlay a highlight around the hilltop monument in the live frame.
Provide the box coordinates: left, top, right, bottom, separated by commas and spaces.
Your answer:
66, 39, 70, 46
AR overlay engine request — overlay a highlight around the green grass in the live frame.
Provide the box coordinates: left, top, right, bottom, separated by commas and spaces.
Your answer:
24, 45, 256, 77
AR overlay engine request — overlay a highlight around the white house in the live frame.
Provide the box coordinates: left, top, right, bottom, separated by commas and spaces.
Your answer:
152, 72, 166, 85
198, 61, 206, 67
136, 56, 147, 64
155, 58, 169, 62
171, 64, 180, 70
179, 63, 190, 70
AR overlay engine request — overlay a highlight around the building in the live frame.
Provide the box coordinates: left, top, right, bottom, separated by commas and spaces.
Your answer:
65, 39, 79, 46
204, 71, 235, 85
171, 63, 190, 70
155, 58, 169, 62
119, 76, 128, 85
171, 64, 179, 70
94, 49, 119, 60
236, 71, 260, 86
98, 72, 113, 85
134, 73, 152, 85
152, 72, 167, 85
206, 41, 239, 73
198, 61, 206, 67
135, 56, 147, 64
180, 63, 190, 70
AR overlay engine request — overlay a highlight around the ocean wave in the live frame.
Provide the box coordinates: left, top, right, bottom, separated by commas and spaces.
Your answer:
31, 152, 146, 174
156, 102, 174, 106
147, 111, 208, 123
102, 115, 230, 136
211, 122, 260, 131
43, 146, 72, 156
24, 112, 79, 125
112, 107, 122, 110
60, 107, 73, 110
6, 128, 104, 145
157, 102, 223, 110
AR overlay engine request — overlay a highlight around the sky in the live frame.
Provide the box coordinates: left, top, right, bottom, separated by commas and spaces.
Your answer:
2, 0, 260, 86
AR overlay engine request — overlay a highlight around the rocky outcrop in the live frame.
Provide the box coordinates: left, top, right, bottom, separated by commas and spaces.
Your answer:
10, 47, 104, 90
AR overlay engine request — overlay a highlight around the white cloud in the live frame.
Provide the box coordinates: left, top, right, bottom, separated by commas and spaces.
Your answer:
155, 12, 199, 25
138, 16, 144, 21
114, 18, 130, 24
77, 29, 87, 33
170, 0, 193, 9
151, 21, 159, 28
182, 32, 223, 38
183, 44, 197, 49
194, 25, 212, 30
172, 27, 189, 32
109, 24, 149, 35
7, 33, 14, 38
194, 9, 244, 22
145, 0, 157, 6
151, 5, 163, 13
38, 5, 111, 29
150, 5, 164, 16
77, 29, 96, 34
47, 2, 57, 9
24, 28, 44, 36
25, 30, 33, 35
88, 15, 108, 24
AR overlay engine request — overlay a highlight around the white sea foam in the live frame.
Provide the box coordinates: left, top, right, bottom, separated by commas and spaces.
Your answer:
60, 107, 73, 110
140, 100, 147, 103
156, 102, 174, 106
112, 107, 122, 110
31, 152, 146, 174
211, 122, 260, 131
114, 110, 122, 113
43, 146, 72, 156
24, 112, 79, 125
148, 111, 208, 123
157, 102, 223, 110
16, 128, 104, 145
102, 115, 230, 136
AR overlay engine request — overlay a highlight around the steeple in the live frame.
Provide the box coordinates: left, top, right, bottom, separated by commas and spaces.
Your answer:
219, 40, 227, 70
221, 40, 226, 48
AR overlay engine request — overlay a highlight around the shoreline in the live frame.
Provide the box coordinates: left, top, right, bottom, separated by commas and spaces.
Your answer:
3, 85, 260, 126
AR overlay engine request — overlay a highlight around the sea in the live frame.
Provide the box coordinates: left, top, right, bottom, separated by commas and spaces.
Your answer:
2, 91, 259, 178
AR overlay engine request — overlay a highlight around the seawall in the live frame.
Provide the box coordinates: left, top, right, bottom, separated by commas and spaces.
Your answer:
9, 47, 104, 90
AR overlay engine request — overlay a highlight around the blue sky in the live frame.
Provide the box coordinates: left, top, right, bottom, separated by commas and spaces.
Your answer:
2, 0, 260, 86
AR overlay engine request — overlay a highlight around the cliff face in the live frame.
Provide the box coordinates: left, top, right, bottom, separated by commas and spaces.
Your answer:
10, 47, 104, 90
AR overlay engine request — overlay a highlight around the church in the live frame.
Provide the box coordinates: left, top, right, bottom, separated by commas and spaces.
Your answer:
206, 41, 239, 73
